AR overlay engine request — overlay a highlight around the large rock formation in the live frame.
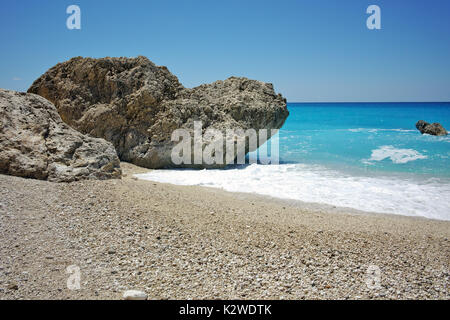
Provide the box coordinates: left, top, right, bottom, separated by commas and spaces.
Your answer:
28, 56, 289, 168
416, 120, 447, 136
0, 89, 121, 182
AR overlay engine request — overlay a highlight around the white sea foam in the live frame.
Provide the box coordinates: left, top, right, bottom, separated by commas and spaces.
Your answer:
347, 128, 416, 133
135, 163, 450, 221
420, 134, 450, 143
367, 145, 427, 164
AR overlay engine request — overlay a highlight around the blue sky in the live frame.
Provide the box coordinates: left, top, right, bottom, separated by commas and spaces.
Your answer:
1, 0, 450, 102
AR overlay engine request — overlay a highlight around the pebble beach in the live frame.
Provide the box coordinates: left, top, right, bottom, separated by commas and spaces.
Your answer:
0, 162, 448, 300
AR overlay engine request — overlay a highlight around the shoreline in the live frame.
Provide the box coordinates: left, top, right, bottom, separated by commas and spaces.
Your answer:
141, 176, 447, 223
0, 162, 449, 300
134, 168, 450, 223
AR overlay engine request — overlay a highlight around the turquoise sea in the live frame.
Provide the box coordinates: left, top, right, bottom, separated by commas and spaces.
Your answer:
280, 103, 450, 177
137, 103, 450, 220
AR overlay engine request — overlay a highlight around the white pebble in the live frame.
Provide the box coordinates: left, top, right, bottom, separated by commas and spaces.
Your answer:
123, 290, 148, 300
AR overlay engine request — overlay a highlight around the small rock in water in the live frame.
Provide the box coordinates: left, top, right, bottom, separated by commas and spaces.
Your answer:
123, 290, 148, 300
415, 120, 447, 136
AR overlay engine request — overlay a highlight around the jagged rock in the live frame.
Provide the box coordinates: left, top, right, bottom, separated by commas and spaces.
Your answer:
0, 89, 121, 182
416, 120, 447, 136
28, 56, 289, 168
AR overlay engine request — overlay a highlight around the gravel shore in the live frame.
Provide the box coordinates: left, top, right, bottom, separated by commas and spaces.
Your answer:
0, 162, 448, 300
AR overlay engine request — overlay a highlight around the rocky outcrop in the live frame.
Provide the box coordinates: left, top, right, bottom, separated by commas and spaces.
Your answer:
416, 120, 447, 136
28, 56, 288, 168
0, 89, 121, 182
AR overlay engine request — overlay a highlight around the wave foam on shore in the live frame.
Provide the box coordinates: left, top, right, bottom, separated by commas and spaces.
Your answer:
135, 163, 450, 221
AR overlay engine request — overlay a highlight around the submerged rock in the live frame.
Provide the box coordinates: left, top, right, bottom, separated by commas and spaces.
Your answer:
0, 89, 121, 182
28, 56, 289, 168
415, 120, 447, 136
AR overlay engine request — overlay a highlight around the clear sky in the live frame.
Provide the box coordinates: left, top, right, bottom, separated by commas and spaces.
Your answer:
2, 0, 450, 102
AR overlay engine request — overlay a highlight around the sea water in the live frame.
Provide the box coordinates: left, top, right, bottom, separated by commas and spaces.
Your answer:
136, 103, 450, 220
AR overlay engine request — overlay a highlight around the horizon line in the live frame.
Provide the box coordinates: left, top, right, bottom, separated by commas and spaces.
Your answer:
287, 101, 450, 104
